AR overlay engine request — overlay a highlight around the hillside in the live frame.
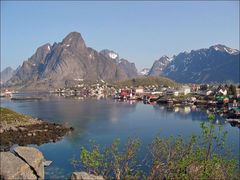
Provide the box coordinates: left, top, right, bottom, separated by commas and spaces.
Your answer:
114, 76, 178, 88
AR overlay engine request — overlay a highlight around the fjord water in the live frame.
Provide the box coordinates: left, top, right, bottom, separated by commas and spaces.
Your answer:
1, 96, 239, 179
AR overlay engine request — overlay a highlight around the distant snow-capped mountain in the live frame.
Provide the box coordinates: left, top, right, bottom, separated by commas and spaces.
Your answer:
161, 44, 239, 83
210, 44, 239, 55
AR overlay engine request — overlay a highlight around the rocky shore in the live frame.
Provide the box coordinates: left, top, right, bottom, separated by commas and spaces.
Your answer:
0, 107, 73, 151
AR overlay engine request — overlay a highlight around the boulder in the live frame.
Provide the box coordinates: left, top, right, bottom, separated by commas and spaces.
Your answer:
14, 146, 44, 179
71, 172, 104, 180
0, 151, 37, 179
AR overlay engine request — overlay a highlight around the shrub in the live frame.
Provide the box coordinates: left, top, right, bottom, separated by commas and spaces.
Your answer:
72, 116, 239, 179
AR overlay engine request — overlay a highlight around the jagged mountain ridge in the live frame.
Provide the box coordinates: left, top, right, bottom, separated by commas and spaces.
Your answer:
6, 32, 138, 89
148, 56, 173, 76
149, 44, 239, 83
100, 49, 138, 79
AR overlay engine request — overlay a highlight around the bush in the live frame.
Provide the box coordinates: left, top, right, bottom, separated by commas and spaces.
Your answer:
72, 116, 239, 179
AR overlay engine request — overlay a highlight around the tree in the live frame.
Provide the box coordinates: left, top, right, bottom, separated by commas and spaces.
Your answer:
73, 116, 239, 179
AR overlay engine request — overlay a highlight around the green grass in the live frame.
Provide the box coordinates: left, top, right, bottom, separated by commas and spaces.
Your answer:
114, 76, 179, 88
0, 107, 32, 126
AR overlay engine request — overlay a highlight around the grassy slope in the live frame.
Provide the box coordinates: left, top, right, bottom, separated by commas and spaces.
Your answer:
114, 76, 179, 88
0, 107, 32, 126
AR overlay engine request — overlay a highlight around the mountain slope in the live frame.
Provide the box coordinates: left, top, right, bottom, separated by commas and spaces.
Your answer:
151, 44, 239, 83
100, 49, 138, 80
148, 56, 173, 76
0, 67, 16, 84
6, 32, 138, 89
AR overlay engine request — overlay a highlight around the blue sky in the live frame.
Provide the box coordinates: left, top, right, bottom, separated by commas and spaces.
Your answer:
1, 1, 239, 70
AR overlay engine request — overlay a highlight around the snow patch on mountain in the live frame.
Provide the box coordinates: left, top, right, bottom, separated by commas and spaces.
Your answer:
139, 68, 150, 75
108, 52, 118, 59
100, 49, 119, 60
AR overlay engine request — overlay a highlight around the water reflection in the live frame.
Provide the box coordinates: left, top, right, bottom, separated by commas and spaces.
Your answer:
152, 104, 227, 125
1, 96, 239, 179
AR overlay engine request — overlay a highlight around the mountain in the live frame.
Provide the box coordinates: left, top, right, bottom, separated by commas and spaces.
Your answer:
100, 49, 138, 79
162, 44, 239, 83
148, 44, 239, 83
100, 49, 119, 61
139, 68, 150, 76
0, 67, 16, 84
148, 56, 173, 76
6, 32, 138, 89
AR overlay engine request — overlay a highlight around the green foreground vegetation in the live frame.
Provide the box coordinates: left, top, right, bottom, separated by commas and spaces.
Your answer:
73, 116, 239, 180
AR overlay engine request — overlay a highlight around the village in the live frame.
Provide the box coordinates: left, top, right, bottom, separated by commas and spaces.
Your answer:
1, 80, 240, 127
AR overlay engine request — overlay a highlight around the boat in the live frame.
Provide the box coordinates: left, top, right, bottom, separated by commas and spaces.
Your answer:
226, 118, 240, 128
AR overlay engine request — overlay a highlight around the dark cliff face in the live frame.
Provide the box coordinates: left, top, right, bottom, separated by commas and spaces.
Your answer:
117, 59, 138, 79
7, 43, 51, 86
7, 32, 138, 89
99, 49, 138, 80
162, 45, 239, 83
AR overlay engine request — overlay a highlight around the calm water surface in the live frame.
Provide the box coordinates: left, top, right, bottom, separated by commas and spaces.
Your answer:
1, 95, 239, 179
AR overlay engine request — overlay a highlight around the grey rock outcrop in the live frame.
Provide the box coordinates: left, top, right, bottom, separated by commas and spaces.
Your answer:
0, 151, 37, 179
71, 172, 104, 180
0, 146, 45, 180
14, 146, 44, 179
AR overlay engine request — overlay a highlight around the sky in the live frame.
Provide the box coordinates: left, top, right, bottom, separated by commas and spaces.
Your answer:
1, 1, 239, 71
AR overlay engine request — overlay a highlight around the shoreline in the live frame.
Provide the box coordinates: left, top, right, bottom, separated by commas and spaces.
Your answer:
0, 107, 73, 151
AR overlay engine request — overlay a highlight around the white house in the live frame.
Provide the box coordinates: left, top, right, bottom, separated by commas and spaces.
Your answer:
180, 86, 191, 95
135, 87, 144, 94
218, 88, 227, 96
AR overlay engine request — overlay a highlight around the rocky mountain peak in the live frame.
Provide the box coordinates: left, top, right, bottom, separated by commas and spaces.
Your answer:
100, 49, 119, 60
26, 43, 52, 67
159, 55, 170, 61
210, 44, 239, 55
6, 31, 138, 89
61, 31, 86, 50
39, 43, 51, 52
148, 55, 172, 76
